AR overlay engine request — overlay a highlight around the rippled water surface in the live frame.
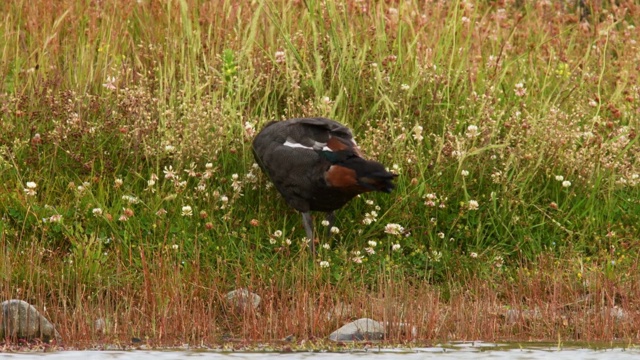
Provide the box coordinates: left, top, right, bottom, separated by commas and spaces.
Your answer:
1, 343, 638, 360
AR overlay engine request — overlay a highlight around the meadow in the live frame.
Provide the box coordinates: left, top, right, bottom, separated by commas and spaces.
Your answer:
1, 0, 639, 348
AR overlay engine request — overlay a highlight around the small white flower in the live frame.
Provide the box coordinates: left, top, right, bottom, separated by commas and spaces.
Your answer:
461, 170, 469, 177
562, 180, 572, 188
273, 230, 283, 238
589, 99, 598, 107
367, 240, 377, 247
365, 200, 374, 206
470, 252, 478, 258
181, 205, 193, 217
220, 195, 229, 203
205, 163, 214, 169
171, 244, 179, 250
24, 182, 37, 196
330, 226, 340, 234
322, 243, 331, 250
26, 182, 37, 189
163, 166, 176, 180
49, 214, 62, 223
555, 175, 564, 181
365, 247, 375, 255
285, 238, 292, 246
164, 145, 176, 153
321, 220, 330, 226
274, 50, 286, 64
384, 223, 404, 235
269, 238, 277, 245
468, 200, 479, 210
465, 125, 479, 138
400, 83, 410, 91
231, 173, 238, 181
92, 208, 103, 216
392, 243, 401, 251
319, 260, 330, 268
438, 232, 445, 239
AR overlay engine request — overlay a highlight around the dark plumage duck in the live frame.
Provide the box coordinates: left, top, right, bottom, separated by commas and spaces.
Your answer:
252, 117, 397, 251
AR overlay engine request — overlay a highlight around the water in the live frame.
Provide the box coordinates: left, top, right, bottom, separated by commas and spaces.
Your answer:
1, 343, 637, 360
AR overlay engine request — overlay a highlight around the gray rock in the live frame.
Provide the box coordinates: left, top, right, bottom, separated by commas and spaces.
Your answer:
224, 288, 261, 311
0, 299, 62, 342
328, 318, 385, 342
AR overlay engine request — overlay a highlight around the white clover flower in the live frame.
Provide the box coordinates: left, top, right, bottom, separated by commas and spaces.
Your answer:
330, 226, 340, 234
384, 223, 404, 235
285, 238, 292, 246
562, 180, 572, 188
465, 125, 479, 138
171, 244, 179, 250
470, 252, 478, 258
181, 205, 193, 217
400, 83, 410, 91
205, 163, 214, 169
555, 175, 564, 181
273, 230, 283, 238
122, 195, 139, 204
269, 238, 277, 245
367, 240, 377, 247
322, 243, 331, 250
319, 260, 330, 268
231, 173, 239, 181
514, 82, 526, 97
163, 166, 177, 180
392, 243, 401, 251
589, 99, 598, 107
220, 195, 229, 203
24, 182, 37, 196
49, 214, 62, 223
461, 170, 469, 177
438, 232, 445, 239
164, 144, 176, 153
156, 209, 167, 216
468, 200, 479, 210
365, 247, 375, 255
366, 200, 374, 205
274, 50, 286, 64
321, 220, 330, 226
92, 208, 103, 216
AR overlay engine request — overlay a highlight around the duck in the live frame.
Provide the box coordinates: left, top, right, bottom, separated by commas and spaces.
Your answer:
252, 117, 397, 251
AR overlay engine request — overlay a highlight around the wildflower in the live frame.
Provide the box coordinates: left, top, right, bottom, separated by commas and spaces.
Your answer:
119, 214, 129, 222
156, 209, 167, 216
92, 208, 103, 216
199, 210, 208, 219
269, 238, 277, 245
319, 260, 330, 268
400, 84, 410, 91
164, 145, 176, 153
49, 214, 62, 223
205, 222, 214, 230
555, 175, 564, 181
352, 251, 364, 263
362, 211, 378, 225
273, 230, 283, 238
285, 238, 292, 246
514, 82, 526, 97
368, 240, 377, 247
322, 243, 331, 250
321, 220, 330, 226
171, 244, 179, 250
122, 195, 139, 204
330, 226, 340, 234
274, 50, 286, 64
438, 232, 445, 239
163, 166, 177, 180
205, 163, 214, 169
494, 256, 504, 268
430, 251, 442, 262
103, 76, 117, 90
24, 182, 37, 196
562, 180, 572, 188
231, 174, 239, 181
365, 247, 375, 255
549, 202, 558, 210
220, 195, 229, 203
589, 99, 598, 107
181, 206, 193, 217
250, 219, 259, 226
321, 96, 331, 104
461, 16, 470, 24
392, 243, 401, 251
384, 223, 404, 235
470, 252, 478, 258
123, 208, 134, 217
468, 200, 479, 210
412, 124, 424, 141
465, 125, 479, 138
461, 170, 469, 177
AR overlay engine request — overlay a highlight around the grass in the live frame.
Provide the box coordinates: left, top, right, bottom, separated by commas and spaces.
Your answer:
1, 0, 639, 349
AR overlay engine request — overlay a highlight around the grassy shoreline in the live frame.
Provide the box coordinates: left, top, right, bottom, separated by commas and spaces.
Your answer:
1, 0, 639, 347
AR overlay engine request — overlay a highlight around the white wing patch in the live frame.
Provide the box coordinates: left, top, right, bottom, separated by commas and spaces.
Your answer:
283, 138, 332, 151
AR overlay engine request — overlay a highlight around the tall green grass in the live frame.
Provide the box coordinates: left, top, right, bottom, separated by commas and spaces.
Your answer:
1, 0, 639, 346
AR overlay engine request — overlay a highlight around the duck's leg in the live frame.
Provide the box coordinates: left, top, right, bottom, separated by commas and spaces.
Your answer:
324, 211, 335, 238
301, 212, 315, 253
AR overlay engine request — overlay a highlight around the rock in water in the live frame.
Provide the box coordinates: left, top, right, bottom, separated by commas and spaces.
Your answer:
328, 318, 385, 342
0, 299, 62, 343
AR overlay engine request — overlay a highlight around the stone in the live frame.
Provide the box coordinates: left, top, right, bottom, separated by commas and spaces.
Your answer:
224, 288, 261, 312
0, 299, 62, 343
328, 318, 385, 342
